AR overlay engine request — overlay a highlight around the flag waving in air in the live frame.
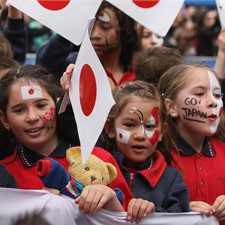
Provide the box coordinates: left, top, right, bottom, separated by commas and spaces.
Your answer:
106, 0, 184, 37
69, 20, 115, 162
216, 0, 225, 27
8, 0, 103, 45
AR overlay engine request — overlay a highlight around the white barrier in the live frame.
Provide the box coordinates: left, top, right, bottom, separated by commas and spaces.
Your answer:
0, 188, 219, 225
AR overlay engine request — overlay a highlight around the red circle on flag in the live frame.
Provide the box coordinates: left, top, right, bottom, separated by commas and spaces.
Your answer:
132, 0, 160, 8
79, 64, 97, 116
37, 0, 70, 10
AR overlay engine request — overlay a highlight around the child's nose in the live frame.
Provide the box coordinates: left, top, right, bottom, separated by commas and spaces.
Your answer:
26, 108, 39, 121
207, 93, 218, 108
133, 125, 146, 140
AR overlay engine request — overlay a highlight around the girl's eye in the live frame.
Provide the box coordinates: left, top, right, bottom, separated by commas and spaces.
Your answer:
123, 123, 136, 128
12, 108, 25, 114
84, 167, 90, 171
213, 93, 222, 98
145, 124, 156, 130
194, 92, 204, 97
37, 103, 48, 109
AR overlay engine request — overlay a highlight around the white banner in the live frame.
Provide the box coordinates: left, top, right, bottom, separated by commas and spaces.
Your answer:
0, 188, 219, 225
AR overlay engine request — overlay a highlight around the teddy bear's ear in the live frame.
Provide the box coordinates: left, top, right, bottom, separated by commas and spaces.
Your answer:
106, 163, 117, 183
66, 147, 81, 164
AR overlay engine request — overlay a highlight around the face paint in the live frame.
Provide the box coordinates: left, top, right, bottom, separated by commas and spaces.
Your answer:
145, 107, 161, 145
97, 11, 111, 23
149, 129, 160, 145
21, 85, 42, 100
41, 107, 56, 123
116, 127, 131, 144
208, 71, 223, 133
152, 33, 163, 47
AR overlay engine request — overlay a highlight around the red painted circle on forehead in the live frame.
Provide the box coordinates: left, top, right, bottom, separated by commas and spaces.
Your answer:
37, 0, 70, 10
28, 88, 34, 95
132, 0, 160, 8
79, 64, 97, 116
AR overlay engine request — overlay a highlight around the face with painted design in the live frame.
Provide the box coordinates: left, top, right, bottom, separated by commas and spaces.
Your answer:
113, 96, 162, 163
91, 6, 120, 58
170, 68, 223, 137
0, 79, 57, 154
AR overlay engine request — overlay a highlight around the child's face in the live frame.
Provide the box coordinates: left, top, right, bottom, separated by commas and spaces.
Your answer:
171, 68, 223, 136
91, 7, 120, 58
1, 80, 57, 152
139, 27, 163, 50
113, 96, 162, 163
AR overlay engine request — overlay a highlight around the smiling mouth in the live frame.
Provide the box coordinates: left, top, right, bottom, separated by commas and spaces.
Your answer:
25, 127, 43, 136
208, 114, 218, 122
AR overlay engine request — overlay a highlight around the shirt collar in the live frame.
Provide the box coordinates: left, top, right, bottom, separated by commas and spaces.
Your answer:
175, 133, 215, 157
17, 140, 70, 167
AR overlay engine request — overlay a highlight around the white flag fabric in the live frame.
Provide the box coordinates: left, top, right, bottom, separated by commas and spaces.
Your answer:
77, 209, 219, 225
8, 0, 103, 45
0, 188, 78, 225
106, 0, 184, 37
69, 21, 115, 163
0, 188, 219, 225
216, 0, 225, 27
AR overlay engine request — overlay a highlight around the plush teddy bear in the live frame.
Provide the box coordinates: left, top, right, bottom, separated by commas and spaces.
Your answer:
37, 147, 123, 202
66, 146, 117, 186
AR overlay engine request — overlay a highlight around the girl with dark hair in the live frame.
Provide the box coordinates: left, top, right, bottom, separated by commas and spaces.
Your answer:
0, 64, 123, 213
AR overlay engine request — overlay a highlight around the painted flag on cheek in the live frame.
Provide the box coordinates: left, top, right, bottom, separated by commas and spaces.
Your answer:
69, 21, 115, 163
8, 0, 103, 45
216, 0, 225, 27
106, 0, 184, 36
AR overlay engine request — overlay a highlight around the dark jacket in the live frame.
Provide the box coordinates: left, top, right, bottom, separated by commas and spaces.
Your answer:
3, 18, 26, 64
111, 150, 190, 212
36, 34, 79, 80
0, 164, 16, 188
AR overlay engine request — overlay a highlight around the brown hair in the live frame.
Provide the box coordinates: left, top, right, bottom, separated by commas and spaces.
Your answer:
135, 46, 182, 85
0, 33, 13, 59
158, 64, 225, 151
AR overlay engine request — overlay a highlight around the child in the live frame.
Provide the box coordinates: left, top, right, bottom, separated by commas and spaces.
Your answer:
0, 64, 123, 213
101, 81, 190, 218
158, 64, 225, 223
134, 46, 182, 86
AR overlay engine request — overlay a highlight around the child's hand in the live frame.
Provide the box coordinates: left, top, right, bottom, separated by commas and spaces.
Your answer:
190, 201, 215, 216
0, 0, 7, 9
75, 184, 123, 213
212, 195, 225, 221
127, 198, 155, 221
60, 64, 74, 91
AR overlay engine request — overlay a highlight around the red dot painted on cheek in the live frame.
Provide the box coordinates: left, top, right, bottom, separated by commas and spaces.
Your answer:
79, 64, 97, 116
37, 0, 70, 10
132, 0, 160, 8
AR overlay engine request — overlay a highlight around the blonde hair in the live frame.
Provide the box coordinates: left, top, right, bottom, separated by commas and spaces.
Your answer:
158, 64, 225, 151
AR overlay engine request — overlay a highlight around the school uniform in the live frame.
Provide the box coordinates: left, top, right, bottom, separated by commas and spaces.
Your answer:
0, 141, 71, 189
172, 134, 225, 205
95, 147, 189, 212
106, 70, 136, 86
0, 164, 16, 188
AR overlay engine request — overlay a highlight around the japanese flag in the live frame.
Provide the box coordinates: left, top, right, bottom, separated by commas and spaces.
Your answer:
216, 0, 225, 27
69, 20, 115, 163
8, 0, 103, 45
106, 0, 184, 37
